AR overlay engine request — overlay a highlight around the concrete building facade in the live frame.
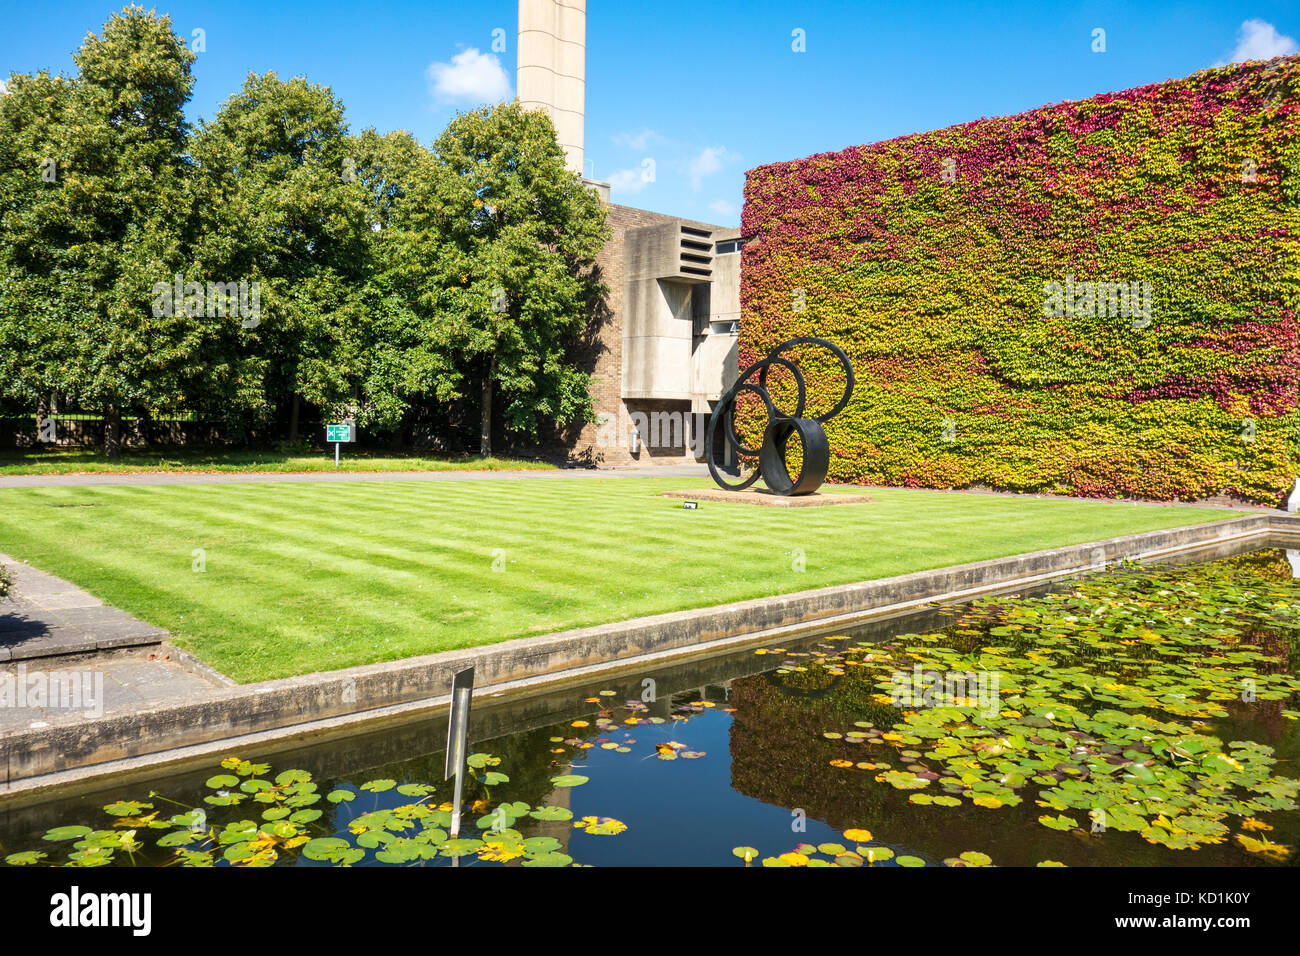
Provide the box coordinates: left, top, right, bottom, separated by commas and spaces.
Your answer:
571, 205, 739, 465
517, 0, 587, 176
517, 0, 740, 466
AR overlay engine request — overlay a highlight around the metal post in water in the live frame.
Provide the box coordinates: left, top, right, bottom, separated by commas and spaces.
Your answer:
444, 666, 475, 850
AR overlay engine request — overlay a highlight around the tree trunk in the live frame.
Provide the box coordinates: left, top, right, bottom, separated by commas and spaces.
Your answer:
288, 394, 301, 445
479, 373, 493, 457
36, 396, 50, 445
104, 407, 122, 460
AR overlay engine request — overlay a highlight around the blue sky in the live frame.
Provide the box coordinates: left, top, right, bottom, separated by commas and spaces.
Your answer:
2, 1, 1297, 226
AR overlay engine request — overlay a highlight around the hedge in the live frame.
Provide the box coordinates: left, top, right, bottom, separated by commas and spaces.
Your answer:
740, 57, 1300, 503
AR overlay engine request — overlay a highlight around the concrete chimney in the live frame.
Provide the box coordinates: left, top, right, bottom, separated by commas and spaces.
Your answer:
517, 0, 586, 176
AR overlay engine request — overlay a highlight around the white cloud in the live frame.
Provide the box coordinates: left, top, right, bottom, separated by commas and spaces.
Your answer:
0, 78, 7, 96
426, 48, 511, 105
1220, 19, 1298, 65
708, 199, 736, 218
613, 128, 661, 151
689, 146, 732, 191
608, 162, 653, 195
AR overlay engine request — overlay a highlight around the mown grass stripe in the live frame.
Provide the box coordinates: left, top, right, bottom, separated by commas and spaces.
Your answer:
0, 477, 1241, 682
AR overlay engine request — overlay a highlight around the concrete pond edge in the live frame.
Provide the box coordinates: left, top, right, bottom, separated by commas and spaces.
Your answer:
4, 511, 1298, 797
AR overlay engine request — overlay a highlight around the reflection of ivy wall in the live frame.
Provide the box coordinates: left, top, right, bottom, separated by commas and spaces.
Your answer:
727, 667, 1270, 866
741, 58, 1300, 504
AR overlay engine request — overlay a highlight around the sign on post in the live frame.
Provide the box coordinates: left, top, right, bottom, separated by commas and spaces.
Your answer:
445, 666, 475, 842
326, 423, 353, 467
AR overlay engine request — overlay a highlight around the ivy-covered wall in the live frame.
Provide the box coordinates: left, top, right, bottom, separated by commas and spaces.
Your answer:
741, 58, 1300, 503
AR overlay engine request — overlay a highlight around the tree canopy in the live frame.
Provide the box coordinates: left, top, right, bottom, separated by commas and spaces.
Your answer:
0, 4, 609, 456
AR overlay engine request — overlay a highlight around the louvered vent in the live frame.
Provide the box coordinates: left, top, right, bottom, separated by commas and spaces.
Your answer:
678, 225, 713, 279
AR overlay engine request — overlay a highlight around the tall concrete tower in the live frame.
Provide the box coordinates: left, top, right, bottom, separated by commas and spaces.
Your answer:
517, 0, 586, 176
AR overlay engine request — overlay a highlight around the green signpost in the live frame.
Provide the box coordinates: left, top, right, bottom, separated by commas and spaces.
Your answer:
327, 424, 353, 466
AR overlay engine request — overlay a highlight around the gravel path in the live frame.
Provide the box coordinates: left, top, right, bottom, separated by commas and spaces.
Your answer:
0, 463, 710, 488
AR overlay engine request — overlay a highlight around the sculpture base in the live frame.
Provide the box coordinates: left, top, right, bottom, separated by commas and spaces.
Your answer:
661, 489, 872, 508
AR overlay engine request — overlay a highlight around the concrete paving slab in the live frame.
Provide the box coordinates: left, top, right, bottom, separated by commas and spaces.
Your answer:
0, 650, 223, 732
0, 553, 168, 661
7, 630, 95, 661
27, 591, 104, 611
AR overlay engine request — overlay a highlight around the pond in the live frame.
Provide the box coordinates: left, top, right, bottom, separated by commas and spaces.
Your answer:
2, 545, 1298, 868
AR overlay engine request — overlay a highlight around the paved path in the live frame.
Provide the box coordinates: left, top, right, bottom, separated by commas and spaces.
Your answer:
0, 555, 226, 730
0, 556, 168, 661
0, 650, 224, 732
0, 463, 710, 488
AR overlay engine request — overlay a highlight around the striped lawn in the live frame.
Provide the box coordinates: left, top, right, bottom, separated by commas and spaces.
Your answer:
0, 477, 1242, 683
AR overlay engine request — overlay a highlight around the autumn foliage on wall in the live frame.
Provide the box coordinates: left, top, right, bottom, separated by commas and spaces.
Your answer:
740, 57, 1300, 503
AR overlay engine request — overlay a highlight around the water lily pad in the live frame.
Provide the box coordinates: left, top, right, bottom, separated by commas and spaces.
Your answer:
1038, 814, 1079, 832
439, 838, 485, 858
396, 783, 437, 797
573, 816, 627, 835
102, 801, 152, 817
530, 805, 573, 822
155, 831, 199, 848
4, 851, 47, 865
204, 793, 245, 807
521, 852, 573, 867
302, 837, 351, 862
549, 774, 589, 788
43, 826, 93, 842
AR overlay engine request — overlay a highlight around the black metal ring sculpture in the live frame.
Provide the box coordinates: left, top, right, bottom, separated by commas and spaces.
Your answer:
706, 337, 854, 496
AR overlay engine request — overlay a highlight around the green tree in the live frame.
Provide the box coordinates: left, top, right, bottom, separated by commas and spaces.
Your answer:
1, 12, 611, 460
191, 71, 372, 442
341, 128, 461, 437
0, 5, 250, 457
420, 101, 609, 455
0, 69, 76, 422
